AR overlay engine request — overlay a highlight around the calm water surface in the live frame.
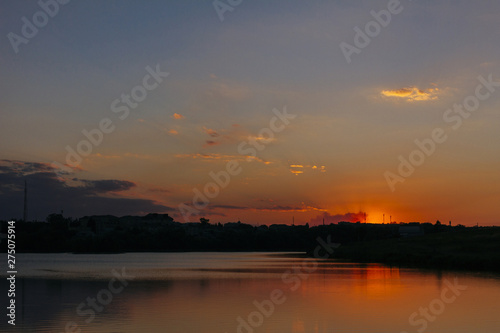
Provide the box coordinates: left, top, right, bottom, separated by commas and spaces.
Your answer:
1, 252, 499, 332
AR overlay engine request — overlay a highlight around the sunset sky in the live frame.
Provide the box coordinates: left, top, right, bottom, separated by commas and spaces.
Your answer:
1, 0, 499, 225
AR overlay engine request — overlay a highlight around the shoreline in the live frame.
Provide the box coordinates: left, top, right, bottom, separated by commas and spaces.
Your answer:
325, 228, 500, 274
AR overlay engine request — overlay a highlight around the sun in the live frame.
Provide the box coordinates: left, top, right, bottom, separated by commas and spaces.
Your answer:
366, 209, 386, 224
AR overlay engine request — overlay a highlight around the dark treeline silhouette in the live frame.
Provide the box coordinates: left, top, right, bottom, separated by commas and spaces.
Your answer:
0, 214, 370, 253
0, 214, 480, 250
1, 214, 499, 272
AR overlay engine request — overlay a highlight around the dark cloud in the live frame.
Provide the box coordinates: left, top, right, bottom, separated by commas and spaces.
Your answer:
211, 204, 249, 210
261, 205, 300, 211
0, 160, 172, 220
204, 140, 220, 147
308, 212, 367, 226
1, 159, 54, 173
211, 203, 325, 213
76, 179, 136, 194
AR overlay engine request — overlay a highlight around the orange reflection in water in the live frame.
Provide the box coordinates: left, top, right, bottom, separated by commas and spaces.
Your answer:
12, 253, 500, 333
351, 264, 403, 299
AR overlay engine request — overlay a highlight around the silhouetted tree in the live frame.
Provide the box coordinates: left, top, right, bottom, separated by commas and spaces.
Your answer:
47, 213, 68, 231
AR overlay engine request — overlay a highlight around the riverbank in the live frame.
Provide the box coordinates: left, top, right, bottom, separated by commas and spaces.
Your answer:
329, 227, 500, 273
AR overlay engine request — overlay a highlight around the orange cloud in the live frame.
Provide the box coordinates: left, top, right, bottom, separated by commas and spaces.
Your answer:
172, 113, 184, 119
381, 86, 440, 102
289, 164, 326, 175
94, 153, 121, 159
175, 153, 271, 165
176, 153, 225, 161
246, 156, 272, 164
203, 126, 220, 137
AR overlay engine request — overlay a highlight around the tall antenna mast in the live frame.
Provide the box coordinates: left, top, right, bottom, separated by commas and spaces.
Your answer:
23, 179, 27, 222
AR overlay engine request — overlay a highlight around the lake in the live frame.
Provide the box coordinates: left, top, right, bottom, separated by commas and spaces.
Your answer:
1, 252, 500, 332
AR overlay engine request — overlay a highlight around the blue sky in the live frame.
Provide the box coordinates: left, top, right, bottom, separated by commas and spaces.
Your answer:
1, 0, 499, 225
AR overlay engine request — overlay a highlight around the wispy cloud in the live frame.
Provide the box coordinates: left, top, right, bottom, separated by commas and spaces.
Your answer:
175, 153, 271, 165
381, 86, 440, 102
207, 81, 252, 101
172, 113, 185, 120
257, 204, 326, 212
203, 126, 220, 137
211, 203, 326, 213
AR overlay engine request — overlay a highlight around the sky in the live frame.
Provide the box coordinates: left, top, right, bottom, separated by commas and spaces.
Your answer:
1, 0, 499, 225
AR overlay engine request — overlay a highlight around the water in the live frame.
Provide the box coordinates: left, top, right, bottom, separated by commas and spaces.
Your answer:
1, 252, 499, 332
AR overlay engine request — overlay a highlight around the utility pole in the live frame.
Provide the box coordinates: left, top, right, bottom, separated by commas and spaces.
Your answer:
23, 180, 27, 222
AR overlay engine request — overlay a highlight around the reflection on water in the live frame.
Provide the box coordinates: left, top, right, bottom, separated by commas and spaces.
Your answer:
1, 253, 500, 332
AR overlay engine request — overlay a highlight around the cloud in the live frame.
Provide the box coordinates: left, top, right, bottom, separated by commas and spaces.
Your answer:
479, 61, 495, 68
172, 113, 185, 119
308, 212, 367, 226
257, 204, 325, 212
212, 203, 326, 213
2, 159, 56, 174
246, 156, 272, 165
175, 153, 271, 165
381, 86, 440, 102
248, 134, 276, 144
203, 140, 220, 147
0, 160, 172, 220
212, 204, 249, 210
148, 187, 171, 194
289, 164, 326, 175
207, 82, 251, 101
75, 179, 136, 193
203, 126, 220, 137
93, 153, 121, 160
180, 201, 326, 221
198, 125, 244, 149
